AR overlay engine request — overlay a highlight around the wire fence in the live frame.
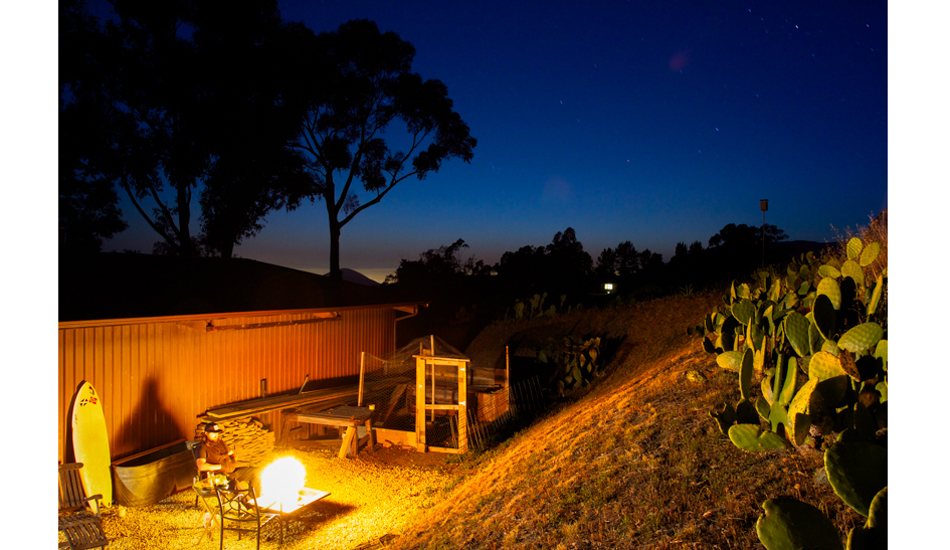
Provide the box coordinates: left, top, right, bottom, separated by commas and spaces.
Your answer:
467, 375, 546, 452
360, 336, 549, 453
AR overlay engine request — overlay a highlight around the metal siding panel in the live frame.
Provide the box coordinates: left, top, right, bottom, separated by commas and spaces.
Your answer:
59, 305, 405, 462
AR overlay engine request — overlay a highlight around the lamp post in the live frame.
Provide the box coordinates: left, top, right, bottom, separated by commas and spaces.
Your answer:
760, 199, 769, 268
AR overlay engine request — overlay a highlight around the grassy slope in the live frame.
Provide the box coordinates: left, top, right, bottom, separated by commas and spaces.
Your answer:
387, 293, 861, 549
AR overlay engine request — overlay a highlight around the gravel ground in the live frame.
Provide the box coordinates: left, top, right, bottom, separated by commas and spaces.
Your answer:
83, 443, 463, 550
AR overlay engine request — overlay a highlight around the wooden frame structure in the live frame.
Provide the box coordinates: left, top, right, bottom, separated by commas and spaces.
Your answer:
414, 353, 469, 454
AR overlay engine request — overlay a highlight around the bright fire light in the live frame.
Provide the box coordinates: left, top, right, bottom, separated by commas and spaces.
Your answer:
258, 456, 307, 511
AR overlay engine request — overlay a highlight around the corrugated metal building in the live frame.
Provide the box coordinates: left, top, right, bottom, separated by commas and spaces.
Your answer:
58, 254, 423, 463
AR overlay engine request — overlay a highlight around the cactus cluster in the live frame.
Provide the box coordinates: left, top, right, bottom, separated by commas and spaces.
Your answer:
691, 237, 887, 549
507, 292, 575, 320
535, 335, 603, 395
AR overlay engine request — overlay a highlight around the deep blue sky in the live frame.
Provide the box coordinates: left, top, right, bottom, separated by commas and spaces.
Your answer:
106, 1, 885, 281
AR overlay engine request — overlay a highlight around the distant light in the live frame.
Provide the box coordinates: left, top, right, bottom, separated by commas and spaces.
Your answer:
604, 283, 614, 292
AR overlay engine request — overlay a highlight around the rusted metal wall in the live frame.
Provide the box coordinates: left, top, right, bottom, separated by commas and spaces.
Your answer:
58, 305, 403, 464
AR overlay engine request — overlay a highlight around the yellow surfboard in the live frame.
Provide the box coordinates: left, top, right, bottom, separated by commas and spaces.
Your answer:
70, 381, 113, 507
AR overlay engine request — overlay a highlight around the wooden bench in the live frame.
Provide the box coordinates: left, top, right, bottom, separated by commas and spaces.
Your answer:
283, 405, 376, 458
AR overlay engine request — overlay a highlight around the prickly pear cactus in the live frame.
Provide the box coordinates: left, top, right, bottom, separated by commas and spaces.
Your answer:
689, 232, 887, 549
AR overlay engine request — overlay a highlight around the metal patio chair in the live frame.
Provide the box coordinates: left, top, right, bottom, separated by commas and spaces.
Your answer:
214, 484, 278, 550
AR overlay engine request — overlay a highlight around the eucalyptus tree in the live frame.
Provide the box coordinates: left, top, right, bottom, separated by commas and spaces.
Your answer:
290, 20, 476, 281
60, 0, 307, 257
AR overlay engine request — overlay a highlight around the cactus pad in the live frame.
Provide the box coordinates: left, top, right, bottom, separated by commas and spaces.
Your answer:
867, 274, 884, 317
728, 424, 787, 452
841, 259, 865, 287
824, 441, 888, 517
809, 351, 847, 381
859, 242, 881, 267
716, 350, 743, 371
740, 349, 754, 400
709, 402, 736, 435
732, 298, 755, 326
818, 264, 842, 278
755, 396, 771, 421
777, 357, 799, 405
846, 237, 863, 260
787, 378, 817, 446
812, 294, 837, 341
817, 277, 842, 310
755, 497, 843, 550
837, 323, 884, 354
784, 311, 810, 357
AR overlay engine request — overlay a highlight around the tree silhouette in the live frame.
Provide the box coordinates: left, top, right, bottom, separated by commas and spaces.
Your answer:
594, 240, 643, 278
496, 228, 592, 295
193, 5, 312, 257
60, 0, 306, 257
707, 222, 788, 276
59, 0, 128, 253
289, 20, 476, 282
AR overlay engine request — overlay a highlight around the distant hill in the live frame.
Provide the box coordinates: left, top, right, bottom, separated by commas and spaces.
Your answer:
335, 268, 381, 287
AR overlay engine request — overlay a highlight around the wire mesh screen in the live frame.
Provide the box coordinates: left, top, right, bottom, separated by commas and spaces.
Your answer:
361, 336, 469, 449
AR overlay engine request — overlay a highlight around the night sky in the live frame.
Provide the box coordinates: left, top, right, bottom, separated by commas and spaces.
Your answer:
91, 0, 890, 282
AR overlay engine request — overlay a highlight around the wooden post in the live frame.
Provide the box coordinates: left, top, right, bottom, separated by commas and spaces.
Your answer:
458, 359, 468, 453
260, 379, 267, 398
415, 355, 426, 452
429, 335, 436, 422
358, 352, 365, 407
505, 345, 510, 408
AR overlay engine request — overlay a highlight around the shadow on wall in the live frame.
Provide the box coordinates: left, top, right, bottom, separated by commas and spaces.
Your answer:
113, 376, 179, 459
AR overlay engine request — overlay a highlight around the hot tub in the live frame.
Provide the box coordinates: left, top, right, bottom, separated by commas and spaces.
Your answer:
111, 439, 197, 507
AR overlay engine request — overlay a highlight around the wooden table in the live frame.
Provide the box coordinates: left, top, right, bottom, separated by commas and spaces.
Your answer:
284, 405, 376, 458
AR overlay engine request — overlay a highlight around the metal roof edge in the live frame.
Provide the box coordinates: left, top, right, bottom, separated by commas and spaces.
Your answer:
58, 300, 429, 330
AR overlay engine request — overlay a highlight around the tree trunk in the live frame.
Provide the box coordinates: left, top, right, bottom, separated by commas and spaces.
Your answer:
328, 217, 342, 283
177, 183, 197, 257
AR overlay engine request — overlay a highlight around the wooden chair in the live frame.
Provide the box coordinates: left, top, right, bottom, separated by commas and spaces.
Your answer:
59, 514, 109, 550
214, 484, 279, 550
59, 462, 103, 517
58, 463, 109, 550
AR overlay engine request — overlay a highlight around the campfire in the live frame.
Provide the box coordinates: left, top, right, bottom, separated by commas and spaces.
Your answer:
256, 456, 326, 513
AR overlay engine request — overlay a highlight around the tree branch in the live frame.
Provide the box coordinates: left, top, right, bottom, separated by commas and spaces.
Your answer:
121, 179, 178, 247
